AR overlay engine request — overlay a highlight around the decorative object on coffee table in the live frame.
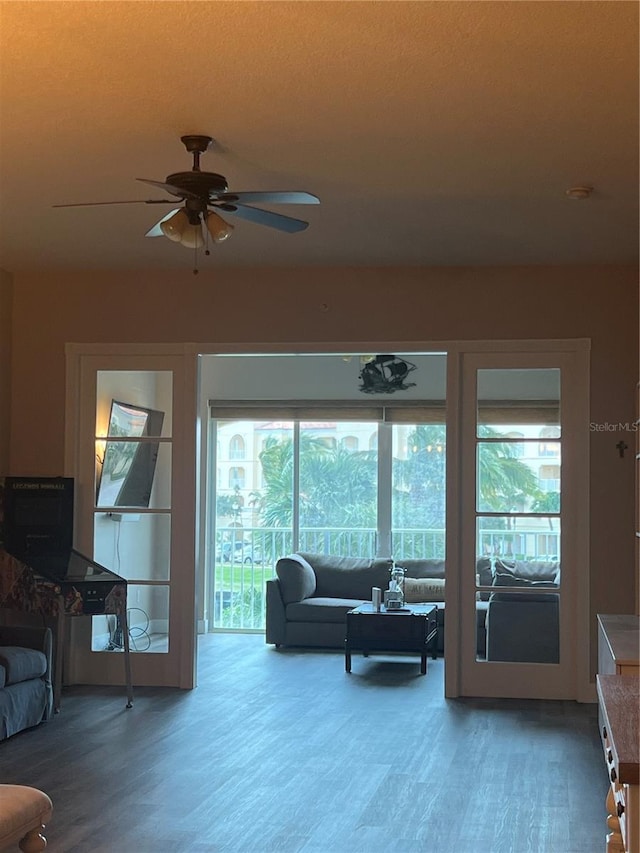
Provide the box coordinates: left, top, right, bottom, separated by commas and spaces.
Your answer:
383, 563, 406, 610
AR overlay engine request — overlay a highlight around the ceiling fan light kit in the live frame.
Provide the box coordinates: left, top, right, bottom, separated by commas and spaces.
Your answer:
53, 133, 320, 271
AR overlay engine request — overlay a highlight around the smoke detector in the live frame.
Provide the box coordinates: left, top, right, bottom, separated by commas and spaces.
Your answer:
565, 186, 593, 200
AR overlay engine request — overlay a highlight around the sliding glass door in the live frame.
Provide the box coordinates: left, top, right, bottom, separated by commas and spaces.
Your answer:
206, 409, 446, 631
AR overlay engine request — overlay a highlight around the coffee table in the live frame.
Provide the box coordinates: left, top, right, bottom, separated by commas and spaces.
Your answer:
345, 602, 438, 675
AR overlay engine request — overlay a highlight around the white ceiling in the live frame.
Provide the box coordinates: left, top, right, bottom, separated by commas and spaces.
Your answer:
0, 1, 638, 273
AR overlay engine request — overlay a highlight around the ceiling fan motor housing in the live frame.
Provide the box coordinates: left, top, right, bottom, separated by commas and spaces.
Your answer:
165, 171, 229, 200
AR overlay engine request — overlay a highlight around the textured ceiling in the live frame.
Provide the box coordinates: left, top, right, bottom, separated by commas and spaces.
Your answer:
0, 0, 637, 272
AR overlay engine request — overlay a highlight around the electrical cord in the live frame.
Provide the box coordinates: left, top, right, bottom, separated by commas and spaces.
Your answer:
105, 607, 152, 652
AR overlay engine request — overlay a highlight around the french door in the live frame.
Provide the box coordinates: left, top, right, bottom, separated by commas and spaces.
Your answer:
65, 346, 197, 689
448, 344, 590, 700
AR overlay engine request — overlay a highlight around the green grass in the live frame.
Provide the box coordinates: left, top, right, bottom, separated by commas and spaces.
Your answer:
215, 561, 275, 591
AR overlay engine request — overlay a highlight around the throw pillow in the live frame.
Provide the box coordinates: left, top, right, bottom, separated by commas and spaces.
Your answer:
404, 577, 445, 603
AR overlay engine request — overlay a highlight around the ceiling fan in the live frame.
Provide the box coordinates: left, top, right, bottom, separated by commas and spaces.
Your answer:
53, 134, 320, 254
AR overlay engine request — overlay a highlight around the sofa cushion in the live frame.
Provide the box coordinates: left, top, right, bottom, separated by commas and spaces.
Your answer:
0, 665, 5, 689
286, 597, 363, 623
404, 577, 445, 602
491, 570, 559, 603
301, 554, 392, 600
276, 554, 317, 604
396, 559, 446, 580
0, 647, 47, 686
493, 558, 560, 584
492, 570, 558, 590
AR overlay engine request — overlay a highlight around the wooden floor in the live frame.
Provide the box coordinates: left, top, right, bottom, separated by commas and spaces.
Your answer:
1, 633, 608, 853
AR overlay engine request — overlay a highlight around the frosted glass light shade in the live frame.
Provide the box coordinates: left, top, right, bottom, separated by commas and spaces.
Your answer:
206, 211, 234, 242
160, 209, 189, 243
179, 222, 205, 249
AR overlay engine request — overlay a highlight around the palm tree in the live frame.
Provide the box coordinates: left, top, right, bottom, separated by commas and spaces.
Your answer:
253, 425, 542, 553
476, 426, 541, 515
394, 424, 446, 530
254, 434, 377, 530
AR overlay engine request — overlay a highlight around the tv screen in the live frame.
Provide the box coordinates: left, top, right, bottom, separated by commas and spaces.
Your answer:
96, 400, 165, 508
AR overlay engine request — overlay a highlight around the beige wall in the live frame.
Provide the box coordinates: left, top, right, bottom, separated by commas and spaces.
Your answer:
7, 263, 639, 671
0, 268, 12, 474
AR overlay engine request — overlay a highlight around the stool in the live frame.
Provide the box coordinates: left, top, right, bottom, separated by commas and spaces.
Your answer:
0, 785, 53, 852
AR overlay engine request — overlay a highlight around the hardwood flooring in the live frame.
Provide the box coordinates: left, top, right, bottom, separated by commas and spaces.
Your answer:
1, 633, 608, 852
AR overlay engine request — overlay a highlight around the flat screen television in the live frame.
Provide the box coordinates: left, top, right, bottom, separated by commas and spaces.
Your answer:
96, 400, 165, 508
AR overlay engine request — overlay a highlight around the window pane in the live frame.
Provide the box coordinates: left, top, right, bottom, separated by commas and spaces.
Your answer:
392, 424, 445, 559
91, 584, 169, 653
477, 368, 560, 438
299, 421, 377, 557
96, 371, 173, 437
477, 516, 560, 562
96, 441, 171, 509
477, 443, 561, 513
94, 512, 171, 581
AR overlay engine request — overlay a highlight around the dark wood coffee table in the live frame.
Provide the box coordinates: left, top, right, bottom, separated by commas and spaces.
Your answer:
345, 603, 438, 675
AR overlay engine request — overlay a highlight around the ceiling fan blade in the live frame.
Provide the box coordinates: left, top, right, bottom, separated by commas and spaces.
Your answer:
136, 178, 200, 200
145, 209, 182, 237
52, 199, 177, 208
217, 191, 320, 205
216, 202, 309, 233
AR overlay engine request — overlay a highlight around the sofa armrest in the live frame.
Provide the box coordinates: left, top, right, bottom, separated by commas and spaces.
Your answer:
265, 579, 287, 646
0, 625, 53, 719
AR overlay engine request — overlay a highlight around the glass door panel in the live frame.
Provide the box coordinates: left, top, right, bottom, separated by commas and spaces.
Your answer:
299, 421, 377, 555
474, 368, 561, 665
91, 584, 169, 654
211, 419, 294, 631
93, 512, 171, 580
392, 423, 446, 560
92, 370, 173, 655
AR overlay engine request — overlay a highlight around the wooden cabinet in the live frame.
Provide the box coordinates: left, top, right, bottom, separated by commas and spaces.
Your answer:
597, 676, 639, 853
597, 617, 639, 852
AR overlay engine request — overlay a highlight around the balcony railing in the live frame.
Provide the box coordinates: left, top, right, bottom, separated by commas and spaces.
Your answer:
210, 526, 560, 632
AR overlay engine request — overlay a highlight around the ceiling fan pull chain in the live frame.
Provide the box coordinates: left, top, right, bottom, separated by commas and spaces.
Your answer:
204, 218, 211, 257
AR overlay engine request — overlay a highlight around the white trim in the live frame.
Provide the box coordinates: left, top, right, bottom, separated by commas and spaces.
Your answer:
444, 350, 462, 698
186, 339, 591, 361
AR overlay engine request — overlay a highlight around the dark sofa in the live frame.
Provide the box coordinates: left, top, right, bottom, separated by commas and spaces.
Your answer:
266, 553, 560, 661
0, 624, 53, 740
